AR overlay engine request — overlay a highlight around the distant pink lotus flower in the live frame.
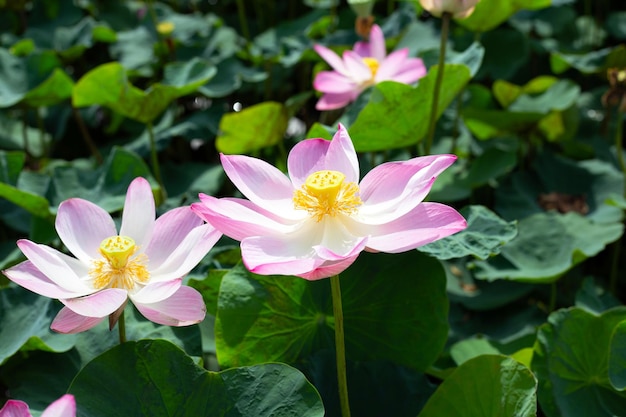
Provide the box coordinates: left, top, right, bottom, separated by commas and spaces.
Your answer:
192, 125, 466, 280
0, 394, 75, 417
3, 178, 221, 333
419, 0, 480, 19
313, 24, 427, 110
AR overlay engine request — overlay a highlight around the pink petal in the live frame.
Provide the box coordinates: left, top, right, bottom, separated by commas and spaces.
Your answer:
314, 71, 359, 94
55, 198, 117, 262
133, 286, 206, 326
288, 138, 331, 188
326, 124, 360, 183
377, 52, 426, 84
243, 234, 359, 280
288, 124, 360, 188
316, 217, 368, 259
353, 41, 371, 58
297, 256, 359, 280
361, 202, 467, 253
240, 218, 365, 278
119, 177, 155, 246
314, 44, 348, 75
51, 307, 105, 333
147, 223, 221, 282
240, 220, 322, 276
220, 154, 297, 218
242, 237, 323, 277
343, 51, 373, 84
368, 24, 387, 62
315, 92, 356, 110
16, 240, 94, 294
41, 395, 76, 417
130, 279, 181, 304
358, 154, 457, 223
393, 58, 427, 84
192, 195, 296, 241
3, 260, 92, 299
0, 400, 31, 417
375, 49, 408, 81
60, 288, 127, 317
142, 207, 210, 269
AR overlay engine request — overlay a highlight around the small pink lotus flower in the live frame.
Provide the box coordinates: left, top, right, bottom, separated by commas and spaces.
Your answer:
3, 178, 221, 333
191, 125, 466, 280
419, 0, 480, 19
313, 24, 427, 110
0, 394, 75, 417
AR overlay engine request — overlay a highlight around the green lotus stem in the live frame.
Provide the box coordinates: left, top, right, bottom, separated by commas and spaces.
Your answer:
147, 122, 165, 203
21, 106, 31, 160
235, 0, 251, 42
616, 110, 626, 196
610, 109, 625, 295
72, 106, 103, 165
424, 11, 451, 155
330, 274, 351, 417
146, 0, 159, 31
548, 282, 557, 312
118, 310, 126, 344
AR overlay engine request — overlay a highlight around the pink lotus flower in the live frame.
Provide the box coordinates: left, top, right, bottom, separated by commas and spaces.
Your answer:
313, 24, 427, 110
191, 125, 466, 280
0, 394, 75, 417
419, 0, 480, 19
3, 178, 221, 333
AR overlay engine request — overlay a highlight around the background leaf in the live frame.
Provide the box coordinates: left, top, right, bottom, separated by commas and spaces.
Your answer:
533, 307, 626, 417
215, 251, 448, 372
69, 339, 324, 417
418, 354, 537, 417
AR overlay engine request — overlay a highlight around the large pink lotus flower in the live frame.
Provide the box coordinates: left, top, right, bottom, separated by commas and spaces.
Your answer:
191, 125, 466, 280
313, 24, 427, 110
3, 178, 221, 333
0, 394, 75, 417
419, 0, 480, 19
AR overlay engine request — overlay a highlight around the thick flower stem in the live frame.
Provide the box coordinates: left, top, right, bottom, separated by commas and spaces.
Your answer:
610, 110, 625, 295
424, 11, 451, 156
235, 0, 251, 43
72, 106, 103, 165
615, 110, 626, 197
147, 122, 166, 203
118, 310, 126, 344
330, 274, 351, 417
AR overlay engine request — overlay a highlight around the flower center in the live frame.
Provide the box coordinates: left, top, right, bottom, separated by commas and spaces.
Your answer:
362, 57, 379, 79
293, 170, 362, 222
90, 236, 149, 290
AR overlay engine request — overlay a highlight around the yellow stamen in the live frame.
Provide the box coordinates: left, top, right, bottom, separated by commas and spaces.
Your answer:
90, 236, 149, 290
293, 170, 362, 222
362, 57, 379, 79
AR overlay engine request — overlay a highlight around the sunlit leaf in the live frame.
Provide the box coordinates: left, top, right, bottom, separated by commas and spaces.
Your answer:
348, 64, 471, 152
72, 59, 216, 123
216, 101, 288, 154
